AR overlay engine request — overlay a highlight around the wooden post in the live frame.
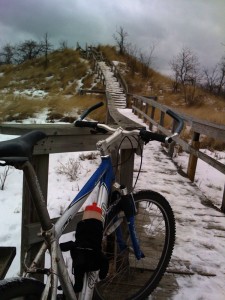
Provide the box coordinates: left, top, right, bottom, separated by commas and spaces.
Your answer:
221, 184, 225, 213
149, 106, 155, 131
144, 103, 149, 123
187, 132, 200, 181
159, 111, 165, 133
20, 154, 49, 278
138, 100, 143, 119
132, 98, 136, 114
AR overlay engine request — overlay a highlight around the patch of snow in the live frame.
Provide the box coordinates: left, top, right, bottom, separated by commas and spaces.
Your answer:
45, 75, 54, 81
13, 88, 48, 98
0, 88, 10, 94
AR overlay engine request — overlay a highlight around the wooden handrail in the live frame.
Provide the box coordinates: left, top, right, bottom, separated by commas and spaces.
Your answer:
131, 94, 225, 212
0, 97, 143, 278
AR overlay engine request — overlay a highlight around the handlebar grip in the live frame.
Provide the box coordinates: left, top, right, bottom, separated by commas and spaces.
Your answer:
166, 109, 184, 134
75, 120, 98, 129
139, 129, 169, 144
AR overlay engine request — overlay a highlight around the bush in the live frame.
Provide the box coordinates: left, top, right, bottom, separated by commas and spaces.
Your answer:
56, 158, 81, 181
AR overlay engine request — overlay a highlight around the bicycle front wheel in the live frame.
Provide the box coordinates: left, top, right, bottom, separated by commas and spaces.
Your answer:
95, 190, 176, 300
0, 277, 45, 299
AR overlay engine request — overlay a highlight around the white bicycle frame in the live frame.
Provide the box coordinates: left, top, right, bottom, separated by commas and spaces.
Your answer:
23, 126, 140, 300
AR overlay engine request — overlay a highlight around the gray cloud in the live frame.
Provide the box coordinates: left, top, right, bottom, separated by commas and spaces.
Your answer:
0, 0, 224, 75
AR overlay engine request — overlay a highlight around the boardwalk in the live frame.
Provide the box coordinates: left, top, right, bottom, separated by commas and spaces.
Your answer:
98, 61, 127, 108
96, 60, 225, 299
126, 110, 225, 300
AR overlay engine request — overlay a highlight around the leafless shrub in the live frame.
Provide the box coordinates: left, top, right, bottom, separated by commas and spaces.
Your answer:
113, 26, 128, 55
170, 47, 201, 104
56, 158, 81, 181
0, 166, 11, 190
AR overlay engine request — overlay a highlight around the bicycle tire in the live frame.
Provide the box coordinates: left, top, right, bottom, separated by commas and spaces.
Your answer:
0, 277, 45, 299
94, 190, 176, 300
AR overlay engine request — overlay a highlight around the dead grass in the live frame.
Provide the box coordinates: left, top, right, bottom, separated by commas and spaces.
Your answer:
0, 48, 89, 95
0, 94, 47, 122
97, 45, 126, 63
0, 92, 105, 123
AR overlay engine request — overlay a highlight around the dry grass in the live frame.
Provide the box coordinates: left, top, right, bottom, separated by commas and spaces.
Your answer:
0, 93, 105, 123
0, 48, 106, 123
97, 45, 126, 63
46, 94, 106, 122
0, 49, 89, 95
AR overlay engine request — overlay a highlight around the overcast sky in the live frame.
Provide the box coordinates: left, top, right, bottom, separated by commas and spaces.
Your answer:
0, 0, 224, 75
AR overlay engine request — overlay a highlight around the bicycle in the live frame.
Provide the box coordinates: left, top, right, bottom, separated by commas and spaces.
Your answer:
0, 102, 183, 300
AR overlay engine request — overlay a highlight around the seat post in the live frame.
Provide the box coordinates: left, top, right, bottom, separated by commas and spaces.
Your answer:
22, 161, 52, 231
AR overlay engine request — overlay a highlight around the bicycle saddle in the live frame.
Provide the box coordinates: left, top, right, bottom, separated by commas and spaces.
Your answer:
0, 131, 46, 162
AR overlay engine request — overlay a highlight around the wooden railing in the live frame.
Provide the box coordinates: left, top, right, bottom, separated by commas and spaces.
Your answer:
80, 46, 225, 212
0, 115, 141, 276
131, 95, 225, 212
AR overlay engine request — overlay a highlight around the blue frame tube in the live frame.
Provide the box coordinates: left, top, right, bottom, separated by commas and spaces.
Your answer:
69, 156, 114, 207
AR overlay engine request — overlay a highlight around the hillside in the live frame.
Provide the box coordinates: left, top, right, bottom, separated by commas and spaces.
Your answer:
98, 45, 225, 126
0, 48, 106, 123
0, 45, 224, 128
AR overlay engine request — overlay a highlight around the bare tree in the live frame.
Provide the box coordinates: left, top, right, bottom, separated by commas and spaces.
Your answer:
113, 26, 128, 55
125, 42, 139, 75
203, 56, 225, 95
59, 40, 68, 51
41, 32, 53, 69
217, 56, 225, 94
139, 44, 156, 79
0, 43, 15, 64
170, 47, 200, 104
203, 65, 219, 93
15, 39, 43, 63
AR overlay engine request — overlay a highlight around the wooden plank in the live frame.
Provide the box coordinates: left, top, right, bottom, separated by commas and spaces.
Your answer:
135, 95, 168, 113
106, 93, 143, 130
20, 154, 49, 277
0, 124, 95, 136
192, 122, 225, 141
33, 134, 106, 154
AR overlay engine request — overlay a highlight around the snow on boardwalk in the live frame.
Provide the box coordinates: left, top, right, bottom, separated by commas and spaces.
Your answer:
121, 109, 225, 300
98, 61, 127, 108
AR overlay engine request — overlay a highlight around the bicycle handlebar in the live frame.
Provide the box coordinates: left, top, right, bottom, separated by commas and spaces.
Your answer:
78, 102, 104, 121
74, 102, 184, 145
166, 109, 184, 134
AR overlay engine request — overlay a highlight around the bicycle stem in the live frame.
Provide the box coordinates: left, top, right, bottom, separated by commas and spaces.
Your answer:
96, 127, 139, 155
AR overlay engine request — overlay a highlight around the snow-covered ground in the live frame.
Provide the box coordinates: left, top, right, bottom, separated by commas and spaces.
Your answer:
0, 108, 224, 299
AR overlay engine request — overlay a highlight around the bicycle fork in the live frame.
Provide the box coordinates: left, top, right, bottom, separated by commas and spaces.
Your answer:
114, 191, 145, 260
